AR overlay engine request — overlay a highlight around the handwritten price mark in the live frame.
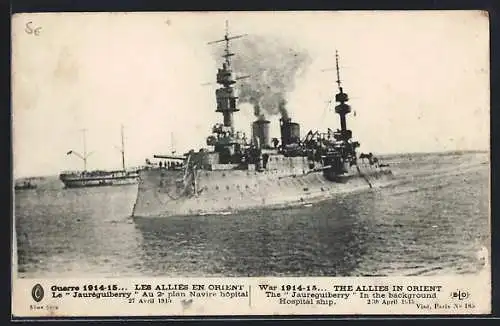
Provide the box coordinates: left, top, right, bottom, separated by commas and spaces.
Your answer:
25, 21, 42, 36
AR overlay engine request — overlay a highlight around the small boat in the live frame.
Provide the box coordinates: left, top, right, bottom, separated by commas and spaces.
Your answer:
15, 179, 37, 190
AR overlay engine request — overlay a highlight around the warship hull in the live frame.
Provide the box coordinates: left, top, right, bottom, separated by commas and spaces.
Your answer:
132, 163, 393, 218
132, 27, 396, 218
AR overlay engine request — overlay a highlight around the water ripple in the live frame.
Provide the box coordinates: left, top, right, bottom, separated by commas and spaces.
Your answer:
15, 153, 489, 277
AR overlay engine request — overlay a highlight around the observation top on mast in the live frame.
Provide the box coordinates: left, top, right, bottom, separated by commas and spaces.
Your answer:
207, 20, 247, 67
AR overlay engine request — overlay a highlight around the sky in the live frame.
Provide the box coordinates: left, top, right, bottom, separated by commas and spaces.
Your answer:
12, 11, 489, 178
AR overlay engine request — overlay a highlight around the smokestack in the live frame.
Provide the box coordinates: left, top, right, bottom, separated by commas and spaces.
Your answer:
280, 117, 290, 147
290, 122, 300, 143
252, 119, 270, 149
279, 100, 301, 147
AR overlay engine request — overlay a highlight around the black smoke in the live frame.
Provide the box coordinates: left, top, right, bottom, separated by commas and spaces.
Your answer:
279, 99, 289, 120
253, 102, 261, 117
214, 35, 312, 118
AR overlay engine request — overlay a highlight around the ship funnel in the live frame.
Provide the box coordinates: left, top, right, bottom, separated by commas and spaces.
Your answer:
252, 118, 270, 149
280, 117, 301, 147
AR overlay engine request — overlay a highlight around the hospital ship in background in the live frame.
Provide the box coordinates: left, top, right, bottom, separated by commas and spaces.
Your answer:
132, 23, 393, 218
59, 126, 139, 188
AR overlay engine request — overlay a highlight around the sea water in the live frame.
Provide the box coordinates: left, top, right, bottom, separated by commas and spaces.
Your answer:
14, 152, 489, 277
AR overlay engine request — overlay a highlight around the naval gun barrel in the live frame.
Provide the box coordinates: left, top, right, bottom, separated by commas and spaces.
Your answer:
153, 154, 186, 160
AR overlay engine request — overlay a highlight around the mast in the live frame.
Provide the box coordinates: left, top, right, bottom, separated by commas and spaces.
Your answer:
120, 125, 126, 170
207, 20, 247, 136
171, 132, 176, 154
334, 50, 352, 142
335, 50, 342, 92
66, 128, 94, 171
81, 128, 88, 171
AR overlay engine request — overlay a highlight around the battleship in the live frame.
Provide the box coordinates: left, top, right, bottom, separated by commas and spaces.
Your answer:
132, 23, 393, 218
59, 126, 139, 188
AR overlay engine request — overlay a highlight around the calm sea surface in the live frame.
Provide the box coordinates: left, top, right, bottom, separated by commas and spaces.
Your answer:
15, 152, 489, 278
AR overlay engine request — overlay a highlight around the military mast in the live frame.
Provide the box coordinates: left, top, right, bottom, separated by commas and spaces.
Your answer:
329, 50, 360, 167
333, 50, 353, 143
207, 21, 247, 136
206, 21, 250, 164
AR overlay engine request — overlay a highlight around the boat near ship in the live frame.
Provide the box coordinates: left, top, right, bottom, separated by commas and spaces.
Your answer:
132, 23, 393, 218
59, 126, 139, 188
14, 178, 37, 191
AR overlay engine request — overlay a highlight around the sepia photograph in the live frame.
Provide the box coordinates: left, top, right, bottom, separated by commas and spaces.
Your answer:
11, 10, 491, 316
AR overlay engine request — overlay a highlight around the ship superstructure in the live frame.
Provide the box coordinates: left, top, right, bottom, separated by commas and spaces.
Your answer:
132, 22, 392, 218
